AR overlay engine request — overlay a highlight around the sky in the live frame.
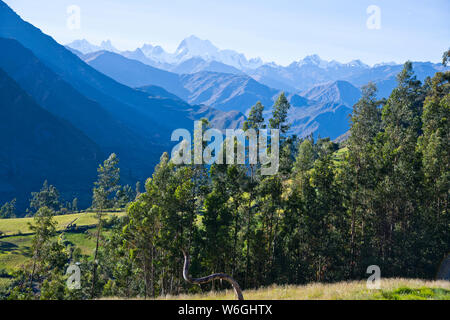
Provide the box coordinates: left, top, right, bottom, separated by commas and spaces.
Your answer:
3, 0, 449, 66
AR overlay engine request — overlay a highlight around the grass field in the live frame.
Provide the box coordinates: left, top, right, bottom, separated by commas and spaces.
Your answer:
0, 211, 124, 236
0, 211, 123, 273
156, 278, 450, 300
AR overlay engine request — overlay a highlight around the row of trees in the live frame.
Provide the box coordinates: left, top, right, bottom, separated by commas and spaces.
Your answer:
2, 58, 448, 299
0, 173, 137, 219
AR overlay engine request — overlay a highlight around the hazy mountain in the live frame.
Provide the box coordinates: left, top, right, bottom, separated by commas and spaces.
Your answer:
66, 36, 446, 99
136, 85, 184, 101
247, 54, 370, 91
343, 62, 447, 98
79, 50, 245, 128
141, 43, 177, 64
169, 57, 244, 75
80, 49, 361, 139
66, 39, 119, 54
80, 50, 261, 113
65, 39, 100, 54
0, 38, 150, 164
178, 71, 279, 114
286, 80, 361, 139
82, 50, 188, 98
249, 54, 447, 94
0, 67, 102, 210
66, 35, 265, 71
172, 35, 264, 70
300, 80, 361, 106
288, 102, 353, 140
138, 87, 247, 131
120, 48, 174, 70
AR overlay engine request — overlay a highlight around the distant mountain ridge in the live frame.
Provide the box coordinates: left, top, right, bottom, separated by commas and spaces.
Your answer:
68, 35, 264, 71
77, 49, 362, 142
66, 37, 447, 95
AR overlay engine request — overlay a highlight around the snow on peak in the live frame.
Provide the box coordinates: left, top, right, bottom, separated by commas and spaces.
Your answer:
175, 35, 218, 59
66, 39, 100, 54
67, 39, 119, 54
100, 40, 119, 53
345, 59, 369, 68
138, 35, 264, 70
293, 55, 369, 69
295, 54, 330, 68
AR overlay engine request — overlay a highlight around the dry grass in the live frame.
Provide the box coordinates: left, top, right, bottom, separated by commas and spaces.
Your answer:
155, 278, 450, 300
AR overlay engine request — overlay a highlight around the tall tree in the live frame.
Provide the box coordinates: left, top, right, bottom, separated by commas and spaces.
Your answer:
375, 61, 425, 275
243, 101, 266, 132
30, 181, 60, 213
91, 153, 120, 298
342, 83, 381, 276
417, 69, 450, 275
269, 92, 291, 137
28, 206, 57, 290
0, 198, 16, 219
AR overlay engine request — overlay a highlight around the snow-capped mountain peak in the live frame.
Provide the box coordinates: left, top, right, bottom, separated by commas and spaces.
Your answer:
292, 55, 369, 70
66, 39, 119, 54
66, 39, 100, 54
345, 59, 369, 68
175, 35, 218, 59
100, 40, 119, 53
138, 35, 264, 70
294, 54, 330, 68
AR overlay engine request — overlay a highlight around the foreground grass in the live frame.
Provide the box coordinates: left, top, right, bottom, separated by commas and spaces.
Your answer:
156, 279, 450, 300
0, 211, 124, 236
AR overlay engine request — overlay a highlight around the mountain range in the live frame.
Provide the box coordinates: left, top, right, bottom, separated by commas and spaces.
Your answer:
67, 37, 448, 94
69, 46, 448, 142
72, 49, 357, 139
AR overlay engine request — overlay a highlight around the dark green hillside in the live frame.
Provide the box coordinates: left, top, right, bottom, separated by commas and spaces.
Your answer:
0, 68, 102, 211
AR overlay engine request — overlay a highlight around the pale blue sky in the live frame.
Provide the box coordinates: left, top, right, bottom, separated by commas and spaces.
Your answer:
3, 0, 449, 66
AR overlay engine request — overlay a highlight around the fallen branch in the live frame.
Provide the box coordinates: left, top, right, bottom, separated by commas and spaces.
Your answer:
182, 250, 244, 300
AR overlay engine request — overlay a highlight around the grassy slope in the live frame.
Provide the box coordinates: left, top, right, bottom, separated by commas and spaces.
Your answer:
0, 211, 123, 272
0, 211, 124, 236
157, 279, 450, 300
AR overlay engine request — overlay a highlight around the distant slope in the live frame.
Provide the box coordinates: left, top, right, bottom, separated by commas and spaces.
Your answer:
0, 68, 101, 210
300, 80, 361, 106
179, 71, 280, 114
82, 49, 357, 139
83, 50, 189, 99
169, 57, 244, 75
137, 86, 246, 130
81, 50, 276, 114
288, 102, 353, 140
0, 38, 147, 156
